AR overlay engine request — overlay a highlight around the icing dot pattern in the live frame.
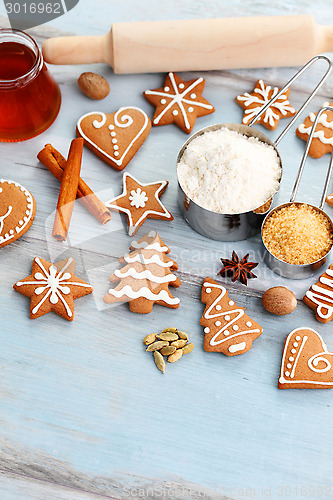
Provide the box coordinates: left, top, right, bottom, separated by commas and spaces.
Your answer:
0, 179, 35, 246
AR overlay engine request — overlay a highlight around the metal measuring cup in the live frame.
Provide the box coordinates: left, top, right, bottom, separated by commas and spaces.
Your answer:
261, 106, 333, 279
176, 55, 332, 241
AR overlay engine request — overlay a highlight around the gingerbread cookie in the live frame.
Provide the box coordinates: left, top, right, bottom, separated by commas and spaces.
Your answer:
200, 277, 262, 356
13, 257, 93, 321
103, 231, 181, 314
76, 106, 151, 170
235, 80, 296, 130
326, 192, 333, 207
105, 172, 173, 236
0, 179, 36, 248
143, 72, 215, 134
303, 264, 333, 323
278, 327, 333, 389
296, 102, 333, 158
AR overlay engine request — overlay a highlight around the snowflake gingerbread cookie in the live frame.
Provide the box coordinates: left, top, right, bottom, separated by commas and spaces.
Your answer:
235, 79, 296, 130
143, 72, 215, 134
279, 327, 333, 389
296, 101, 333, 159
103, 231, 181, 314
13, 257, 93, 321
200, 277, 262, 356
105, 173, 173, 236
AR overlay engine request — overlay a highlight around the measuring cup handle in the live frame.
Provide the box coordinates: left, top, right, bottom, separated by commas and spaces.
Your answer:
247, 55, 332, 146
290, 106, 333, 208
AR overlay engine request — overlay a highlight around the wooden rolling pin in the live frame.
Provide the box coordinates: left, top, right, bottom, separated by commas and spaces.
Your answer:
42, 15, 333, 73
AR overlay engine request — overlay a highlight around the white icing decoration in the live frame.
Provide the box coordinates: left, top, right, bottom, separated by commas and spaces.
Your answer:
77, 107, 150, 167
225, 315, 230, 321
188, 107, 194, 113
205, 288, 212, 293
107, 284, 179, 305
229, 301, 234, 306
128, 188, 148, 209
202, 281, 260, 346
308, 353, 332, 373
204, 327, 210, 333
293, 342, 298, 347
216, 305, 222, 311
224, 330, 229, 336
296, 336, 301, 341
145, 73, 213, 130
297, 105, 333, 146
233, 325, 239, 331
190, 93, 196, 99
305, 268, 333, 320
179, 83, 185, 89
123, 253, 173, 267
291, 348, 296, 354
164, 86, 170, 92
131, 231, 168, 252
0, 180, 34, 245
114, 268, 177, 284
172, 110, 178, 116
236, 79, 296, 127
15, 257, 92, 318
0, 205, 12, 235
105, 173, 172, 237
215, 321, 221, 327
279, 327, 333, 386
228, 342, 246, 353
161, 99, 166, 104
287, 363, 292, 369
246, 321, 252, 327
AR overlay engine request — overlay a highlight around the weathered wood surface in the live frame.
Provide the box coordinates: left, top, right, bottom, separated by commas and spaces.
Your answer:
0, 1, 333, 498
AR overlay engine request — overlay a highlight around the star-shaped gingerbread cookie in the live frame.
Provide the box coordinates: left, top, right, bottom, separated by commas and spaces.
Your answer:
105, 173, 173, 236
235, 79, 296, 130
143, 72, 215, 134
13, 257, 93, 321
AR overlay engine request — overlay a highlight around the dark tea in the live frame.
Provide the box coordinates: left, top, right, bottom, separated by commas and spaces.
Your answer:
0, 30, 61, 141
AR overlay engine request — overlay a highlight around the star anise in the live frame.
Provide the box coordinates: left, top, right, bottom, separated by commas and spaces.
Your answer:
219, 251, 258, 286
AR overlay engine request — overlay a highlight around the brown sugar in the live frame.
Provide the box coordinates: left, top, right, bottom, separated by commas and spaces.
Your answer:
262, 203, 333, 265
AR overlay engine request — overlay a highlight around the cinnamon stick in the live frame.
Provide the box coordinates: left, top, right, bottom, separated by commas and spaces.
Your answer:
52, 138, 83, 242
38, 144, 111, 225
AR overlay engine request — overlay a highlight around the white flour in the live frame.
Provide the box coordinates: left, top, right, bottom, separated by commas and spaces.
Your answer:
177, 128, 281, 214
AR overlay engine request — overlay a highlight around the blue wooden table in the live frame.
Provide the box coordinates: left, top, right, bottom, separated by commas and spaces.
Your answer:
1, 1, 333, 499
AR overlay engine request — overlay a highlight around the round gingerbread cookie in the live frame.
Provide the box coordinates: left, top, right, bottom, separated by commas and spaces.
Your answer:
0, 179, 36, 248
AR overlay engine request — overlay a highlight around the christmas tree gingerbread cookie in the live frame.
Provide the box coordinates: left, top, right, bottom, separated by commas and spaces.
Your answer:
303, 264, 333, 323
235, 79, 296, 130
103, 231, 181, 313
200, 277, 262, 356
279, 327, 333, 389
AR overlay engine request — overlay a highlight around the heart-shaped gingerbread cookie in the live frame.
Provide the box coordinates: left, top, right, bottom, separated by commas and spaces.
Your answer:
0, 179, 36, 249
278, 327, 333, 389
76, 106, 151, 171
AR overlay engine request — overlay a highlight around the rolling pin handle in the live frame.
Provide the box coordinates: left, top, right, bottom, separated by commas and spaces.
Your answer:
42, 33, 113, 67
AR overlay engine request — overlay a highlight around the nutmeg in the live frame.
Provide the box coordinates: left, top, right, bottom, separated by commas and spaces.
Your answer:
78, 72, 110, 100
262, 286, 297, 315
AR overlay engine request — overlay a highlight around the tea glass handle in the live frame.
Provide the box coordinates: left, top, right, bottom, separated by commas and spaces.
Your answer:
247, 55, 332, 146
289, 106, 333, 210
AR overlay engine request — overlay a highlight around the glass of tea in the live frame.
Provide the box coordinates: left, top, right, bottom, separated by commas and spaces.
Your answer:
0, 29, 61, 142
